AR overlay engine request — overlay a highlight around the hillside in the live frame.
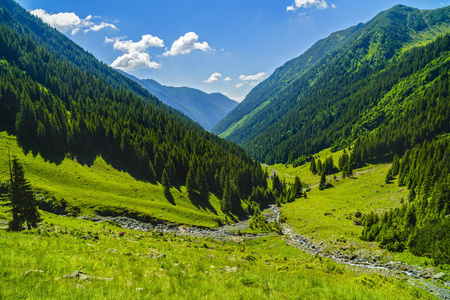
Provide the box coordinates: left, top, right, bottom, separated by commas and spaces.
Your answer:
123, 74, 238, 130
213, 5, 450, 164
0, 0, 269, 225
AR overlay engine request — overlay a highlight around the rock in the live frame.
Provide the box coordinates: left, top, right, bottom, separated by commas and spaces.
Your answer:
433, 272, 446, 280
25, 269, 44, 276
422, 271, 433, 279
324, 212, 332, 216
225, 266, 237, 273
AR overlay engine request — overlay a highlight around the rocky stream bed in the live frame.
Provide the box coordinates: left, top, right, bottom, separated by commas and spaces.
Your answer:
80, 205, 450, 299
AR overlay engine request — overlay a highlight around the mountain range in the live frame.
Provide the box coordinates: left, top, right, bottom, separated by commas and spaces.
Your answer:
121, 72, 237, 131
213, 4, 450, 164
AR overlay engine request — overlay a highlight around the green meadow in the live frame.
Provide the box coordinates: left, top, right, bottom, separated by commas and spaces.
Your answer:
0, 132, 226, 228
267, 147, 408, 254
0, 210, 432, 300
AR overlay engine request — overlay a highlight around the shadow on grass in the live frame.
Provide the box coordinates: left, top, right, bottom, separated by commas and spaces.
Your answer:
12, 135, 155, 184
188, 192, 218, 215
165, 191, 175, 205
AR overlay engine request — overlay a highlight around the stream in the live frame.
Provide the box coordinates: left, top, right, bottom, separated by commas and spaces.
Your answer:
82, 205, 450, 299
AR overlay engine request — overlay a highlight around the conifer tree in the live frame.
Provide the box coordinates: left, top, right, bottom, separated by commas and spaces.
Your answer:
162, 169, 171, 199
319, 171, 326, 191
7, 155, 41, 230
391, 154, 400, 176
293, 176, 302, 198
310, 157, 317, 174
316, 159, 322, 175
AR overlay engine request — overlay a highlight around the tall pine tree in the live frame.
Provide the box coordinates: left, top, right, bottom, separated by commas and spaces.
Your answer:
7, 154, 41, 230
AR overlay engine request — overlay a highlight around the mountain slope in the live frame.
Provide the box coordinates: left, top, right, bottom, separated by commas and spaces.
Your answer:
0, 0, 268, 225
213, 5, 450, 164
124, 74, 237, 130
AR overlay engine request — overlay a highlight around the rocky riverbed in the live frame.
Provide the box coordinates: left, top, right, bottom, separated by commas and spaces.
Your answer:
80, 205, 450, 299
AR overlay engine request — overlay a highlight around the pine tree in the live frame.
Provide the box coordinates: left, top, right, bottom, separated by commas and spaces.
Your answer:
310, 157, 317, 174
316, 159, 322, 175
293, 176, 302, 197
7, 155, 41, 230
197, 168, 209, 201
162, 169, 171, 199
391, 154, 400, 176
186, 166, 196, 196
319, 171, 327, 191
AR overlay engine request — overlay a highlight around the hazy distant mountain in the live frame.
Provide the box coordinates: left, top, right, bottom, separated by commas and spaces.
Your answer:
123, 73, 238, 130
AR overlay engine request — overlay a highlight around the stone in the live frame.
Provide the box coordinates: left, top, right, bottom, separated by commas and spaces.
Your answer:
422, 271, 433, 279
25, 269, 44, 276
433, 272, 446, 280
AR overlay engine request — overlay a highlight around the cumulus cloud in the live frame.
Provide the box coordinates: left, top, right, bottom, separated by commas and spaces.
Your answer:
110, 52, 161, 71
286, 0, 330, 12
224, 77, 232, 81
107, 35, 164, 53
204, 72, 222, 83
236, 83, 245, 88
238, 72, 266, 81
163, 32, 211, 56
30, 9, 117, 35
106, 35, 164, 71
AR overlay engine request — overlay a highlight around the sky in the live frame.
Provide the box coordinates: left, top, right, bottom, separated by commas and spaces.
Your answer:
15, 0, 450, 102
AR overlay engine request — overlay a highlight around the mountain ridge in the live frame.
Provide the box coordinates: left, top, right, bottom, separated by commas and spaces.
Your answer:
121, 72, 238, 130
213, 4, 450, 164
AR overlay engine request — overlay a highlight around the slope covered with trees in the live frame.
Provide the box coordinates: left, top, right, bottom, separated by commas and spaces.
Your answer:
213, 5, 450, 165
0, 0, 270, 223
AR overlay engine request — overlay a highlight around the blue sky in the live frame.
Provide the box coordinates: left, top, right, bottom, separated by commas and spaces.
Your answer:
16, 0, 449, 101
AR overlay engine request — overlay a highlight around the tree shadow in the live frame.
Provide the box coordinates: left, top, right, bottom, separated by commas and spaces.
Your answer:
165, 191, 175, 205
188, 191, 218, 215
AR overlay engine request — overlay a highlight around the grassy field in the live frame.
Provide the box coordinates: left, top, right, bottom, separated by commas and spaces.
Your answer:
267, 148, 408, 255
0, 132, 227, 228
0, 209, 432, 299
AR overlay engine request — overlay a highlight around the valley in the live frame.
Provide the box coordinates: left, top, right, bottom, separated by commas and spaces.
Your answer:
1, 0, 450, 299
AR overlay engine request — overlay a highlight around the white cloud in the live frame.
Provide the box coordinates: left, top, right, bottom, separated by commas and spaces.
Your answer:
204, 72, 222, 83
238, 72, 266, 81
224, 77, 232, 81
331, 4, 337, 9
163, 32, 211, 56
107, 35, 164, 53
106, 34, 164, 71
110, 52, 161, 71
236, 83, 245, 88
234, 96, 246, 102
30, 9, 117, 35
86, 22, 118, 32
286, 5, 296, 12
286, 0, 330, 12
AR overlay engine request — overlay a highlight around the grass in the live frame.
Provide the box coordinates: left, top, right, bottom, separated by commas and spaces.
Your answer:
268, 148, 408, 255
0, 132, 227, 228
0, 210, 432, 299
218, 100, 270, 139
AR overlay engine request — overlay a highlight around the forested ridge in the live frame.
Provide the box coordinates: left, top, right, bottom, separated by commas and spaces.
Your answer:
362, 138, 450, 264
0, 2, 271, 217
213, 5, 450, 165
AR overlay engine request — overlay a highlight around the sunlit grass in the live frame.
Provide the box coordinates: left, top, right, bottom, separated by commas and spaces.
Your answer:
0, 211, 430, 299
0, 132, 226, 228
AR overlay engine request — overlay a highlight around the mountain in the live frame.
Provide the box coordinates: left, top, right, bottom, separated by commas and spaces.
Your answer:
0, 0, 269, 225
122, 73, 238, 130
213, 5, 450, 164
